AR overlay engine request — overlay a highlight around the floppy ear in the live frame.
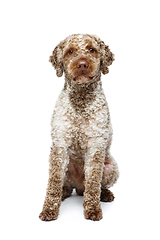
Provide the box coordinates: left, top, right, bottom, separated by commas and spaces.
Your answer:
101, 45, 114, 75
49, 43, 63, 77
93, 36, 114, 75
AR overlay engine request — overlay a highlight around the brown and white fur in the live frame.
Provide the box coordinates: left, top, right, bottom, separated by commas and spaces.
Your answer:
39, 34, 119, 221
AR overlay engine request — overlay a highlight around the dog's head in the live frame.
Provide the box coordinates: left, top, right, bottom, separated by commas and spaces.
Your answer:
50, 34, 114, 84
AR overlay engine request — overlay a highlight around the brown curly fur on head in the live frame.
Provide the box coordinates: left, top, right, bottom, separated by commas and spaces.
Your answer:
49, 34, 114, 78
92, 35, 115, 75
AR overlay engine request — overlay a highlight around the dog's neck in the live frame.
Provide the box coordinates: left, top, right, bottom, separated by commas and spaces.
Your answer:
64, 74, 103, 113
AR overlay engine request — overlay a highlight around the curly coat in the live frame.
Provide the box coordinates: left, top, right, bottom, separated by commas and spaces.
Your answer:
39, 34, 119, 221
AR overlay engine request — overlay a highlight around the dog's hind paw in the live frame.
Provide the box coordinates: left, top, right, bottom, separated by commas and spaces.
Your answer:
100, 189, 115, 202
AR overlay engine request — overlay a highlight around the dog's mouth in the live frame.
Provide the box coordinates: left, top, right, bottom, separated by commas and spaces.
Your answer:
73, 74, 94, 83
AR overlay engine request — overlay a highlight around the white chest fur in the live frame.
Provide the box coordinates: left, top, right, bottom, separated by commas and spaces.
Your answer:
51, 81, 112, 156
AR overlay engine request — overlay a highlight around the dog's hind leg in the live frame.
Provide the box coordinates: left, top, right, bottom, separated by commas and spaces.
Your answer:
101, 153, 119, 202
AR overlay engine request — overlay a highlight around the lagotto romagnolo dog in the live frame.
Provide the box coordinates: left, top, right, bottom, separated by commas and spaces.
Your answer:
39, 34, 119, 221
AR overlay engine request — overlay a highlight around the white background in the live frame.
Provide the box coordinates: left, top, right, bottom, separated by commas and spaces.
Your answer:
0, 0, 160, 239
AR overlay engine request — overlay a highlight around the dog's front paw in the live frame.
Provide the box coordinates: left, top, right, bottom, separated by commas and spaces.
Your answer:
84, 205, 103, 221
39, 209, 59, 221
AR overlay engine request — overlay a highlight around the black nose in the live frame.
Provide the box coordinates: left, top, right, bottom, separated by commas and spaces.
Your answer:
76, 60, 89, 70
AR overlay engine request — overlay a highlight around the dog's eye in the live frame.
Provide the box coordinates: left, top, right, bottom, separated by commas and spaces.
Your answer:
89, 48, 96, 53
68, 49, 73, 55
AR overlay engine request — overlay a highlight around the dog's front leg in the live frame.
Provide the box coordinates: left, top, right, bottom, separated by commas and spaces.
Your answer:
83, 149, 105, 221
39, 146, 69, 221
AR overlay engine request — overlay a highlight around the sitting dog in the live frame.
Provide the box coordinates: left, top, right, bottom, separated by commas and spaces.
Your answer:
39, 34, 119, 221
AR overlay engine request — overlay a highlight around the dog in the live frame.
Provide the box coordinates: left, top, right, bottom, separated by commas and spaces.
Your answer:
39, 34, 119, 221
